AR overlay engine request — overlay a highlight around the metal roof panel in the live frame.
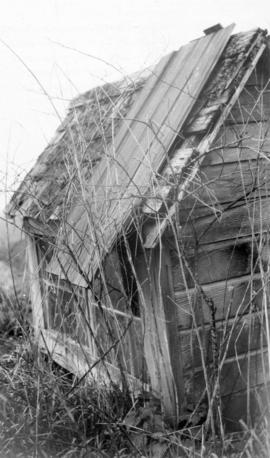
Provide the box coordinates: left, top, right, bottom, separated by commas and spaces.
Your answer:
47, 24, 235, 285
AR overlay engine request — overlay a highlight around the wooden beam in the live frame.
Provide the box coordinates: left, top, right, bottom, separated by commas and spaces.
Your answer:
135, 248, 179, 425
162, 245, 186, 412
26, 234, 44, 337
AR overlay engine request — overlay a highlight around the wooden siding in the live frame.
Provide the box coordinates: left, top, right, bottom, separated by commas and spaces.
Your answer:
170, 239, 259, 290
143, 31, 266, 249
180, 311, 269, 371
166, 52, 270, 427
174, 274, 263, 328
187, 349, 269, 402
203, 121, 270, 165
179, 197, 270, 245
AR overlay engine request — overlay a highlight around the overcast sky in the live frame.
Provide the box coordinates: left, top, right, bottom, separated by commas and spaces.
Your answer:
1, 0, 270, 211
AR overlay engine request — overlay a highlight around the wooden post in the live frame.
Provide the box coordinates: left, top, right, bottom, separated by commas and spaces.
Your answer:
136, 247, 178, 425
162, 244, 186, 413
26, 235, 44, 338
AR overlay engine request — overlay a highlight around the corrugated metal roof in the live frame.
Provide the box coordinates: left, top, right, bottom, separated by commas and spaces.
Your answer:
47, 24, 235, 285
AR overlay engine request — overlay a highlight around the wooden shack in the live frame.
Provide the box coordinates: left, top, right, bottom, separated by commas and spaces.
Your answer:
7, 25, 270, 431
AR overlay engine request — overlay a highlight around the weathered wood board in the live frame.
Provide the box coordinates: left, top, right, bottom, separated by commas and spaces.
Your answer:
174, 274, 263, 328
170, 237, 256, 289
188, 349, 269, 401
227, 88, 270, 123
179, 311, 269, 371
203, 121, 270, 165
181, 159, 270, 211
178, 197, 270, 245
27, 235, 45, 336
136, 250, 179, 423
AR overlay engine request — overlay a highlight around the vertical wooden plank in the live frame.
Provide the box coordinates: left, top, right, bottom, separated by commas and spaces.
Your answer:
26, 234, 44, 337
135, 247, 178, 425
162, 244, 186, 413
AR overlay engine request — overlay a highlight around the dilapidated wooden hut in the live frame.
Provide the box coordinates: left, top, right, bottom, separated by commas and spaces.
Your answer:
8, 24, 270, 431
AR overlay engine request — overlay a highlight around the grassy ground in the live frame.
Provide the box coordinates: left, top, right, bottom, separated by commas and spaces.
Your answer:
0, 331, 270, 458
0, 334, 133, 457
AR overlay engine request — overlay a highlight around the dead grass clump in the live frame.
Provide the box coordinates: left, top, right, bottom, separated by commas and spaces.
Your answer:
0, 335, 135, 458
0, 291, 31, 336
1, 334, 269, 458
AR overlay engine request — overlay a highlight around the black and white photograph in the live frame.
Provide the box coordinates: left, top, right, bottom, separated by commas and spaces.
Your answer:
0, 1, 270, 456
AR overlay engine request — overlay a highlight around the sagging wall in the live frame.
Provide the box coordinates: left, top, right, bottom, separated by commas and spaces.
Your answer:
28, 220, 185, 424
165, 57, 270, 430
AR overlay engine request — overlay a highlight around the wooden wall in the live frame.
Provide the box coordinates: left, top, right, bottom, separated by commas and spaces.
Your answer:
167, 57, 270, 430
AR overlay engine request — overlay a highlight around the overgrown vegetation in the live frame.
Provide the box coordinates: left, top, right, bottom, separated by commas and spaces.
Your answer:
1, 29, 270, 457
0, 328, 269, 457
